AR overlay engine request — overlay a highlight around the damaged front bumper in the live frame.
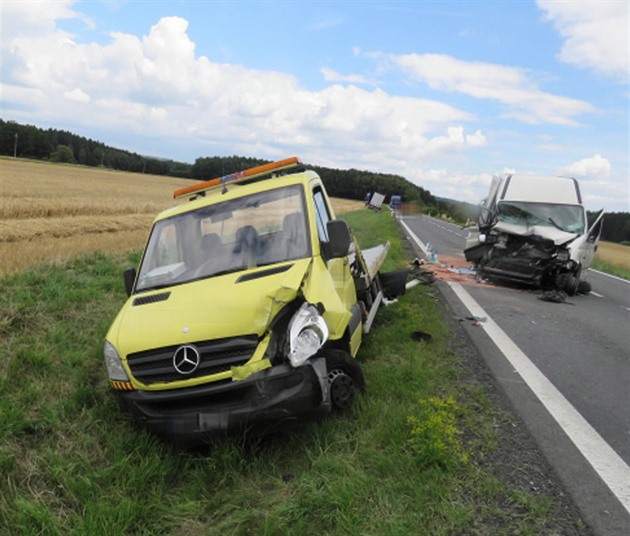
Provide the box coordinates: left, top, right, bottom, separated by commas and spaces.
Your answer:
117, 358, 331, 446
464, 232, 577, 290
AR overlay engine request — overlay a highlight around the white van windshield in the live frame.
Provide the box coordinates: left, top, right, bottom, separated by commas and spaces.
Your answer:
497, 202, 585, 234
136, 185, 309, 292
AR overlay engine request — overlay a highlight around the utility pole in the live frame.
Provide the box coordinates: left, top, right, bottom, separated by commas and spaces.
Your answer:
13, 132, 17, 158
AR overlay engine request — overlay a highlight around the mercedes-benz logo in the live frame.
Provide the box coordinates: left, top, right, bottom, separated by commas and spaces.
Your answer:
172, 345, 201, 375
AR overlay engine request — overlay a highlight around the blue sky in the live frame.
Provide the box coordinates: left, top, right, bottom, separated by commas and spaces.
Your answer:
2, 1, 628, 211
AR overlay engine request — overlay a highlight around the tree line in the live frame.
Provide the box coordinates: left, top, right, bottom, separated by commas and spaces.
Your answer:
1, 119, 628, 243
0, 119, 440, 207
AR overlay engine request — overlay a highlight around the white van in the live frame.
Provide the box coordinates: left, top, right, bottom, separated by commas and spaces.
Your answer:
464, 174, 604, 295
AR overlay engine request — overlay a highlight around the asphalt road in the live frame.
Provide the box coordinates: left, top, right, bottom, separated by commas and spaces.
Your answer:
399, 214, 630, 536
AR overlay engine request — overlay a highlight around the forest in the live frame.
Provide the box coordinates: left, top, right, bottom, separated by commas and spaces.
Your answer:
1, 118, 628, 243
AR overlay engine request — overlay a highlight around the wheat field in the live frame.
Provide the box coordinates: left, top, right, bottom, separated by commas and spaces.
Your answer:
0, 158, 364, 276
0, 158, 197, 275
594, 240, 630, 271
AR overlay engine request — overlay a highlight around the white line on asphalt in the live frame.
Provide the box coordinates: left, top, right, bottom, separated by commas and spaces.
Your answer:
448, 281, 630, 515
400, 219, 429, 257
590, 268, 630, 284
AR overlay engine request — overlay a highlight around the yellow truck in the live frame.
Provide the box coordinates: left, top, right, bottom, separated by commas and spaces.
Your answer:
103, 157, 406, 445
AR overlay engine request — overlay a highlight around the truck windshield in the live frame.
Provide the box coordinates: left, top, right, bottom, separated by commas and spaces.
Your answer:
497, 202, 585, 234
136, 185, 310, 292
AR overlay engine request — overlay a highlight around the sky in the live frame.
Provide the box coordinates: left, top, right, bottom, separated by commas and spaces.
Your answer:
1, 1, 628, 212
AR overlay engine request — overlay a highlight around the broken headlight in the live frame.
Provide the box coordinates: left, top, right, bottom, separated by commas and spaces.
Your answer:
287, 303, 329, 368
555, 249, 570, 262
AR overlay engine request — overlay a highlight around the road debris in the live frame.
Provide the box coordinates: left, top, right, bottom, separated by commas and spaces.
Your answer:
539, 290, 574, 305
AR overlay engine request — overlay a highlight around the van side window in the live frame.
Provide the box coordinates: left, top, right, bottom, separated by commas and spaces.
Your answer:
313, 187, 331, 242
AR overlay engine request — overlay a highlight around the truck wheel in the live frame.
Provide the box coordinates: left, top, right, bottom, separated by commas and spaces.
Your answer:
577, 280, 592, 295
563, 275, 579, 296
323, 350, 365, 411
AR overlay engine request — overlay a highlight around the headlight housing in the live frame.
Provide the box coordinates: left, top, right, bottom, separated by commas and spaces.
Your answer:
287, 303, 329, 368
103, 340, 130, 381
555, 248, 570, 262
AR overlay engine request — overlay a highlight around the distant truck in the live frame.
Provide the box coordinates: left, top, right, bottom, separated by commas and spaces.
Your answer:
365, 192, 385, 211
104, 157, 406, 445
464, 174, 604, 295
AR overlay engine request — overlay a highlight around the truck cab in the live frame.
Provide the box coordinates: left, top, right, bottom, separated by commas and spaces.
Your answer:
104, 158, 405, 445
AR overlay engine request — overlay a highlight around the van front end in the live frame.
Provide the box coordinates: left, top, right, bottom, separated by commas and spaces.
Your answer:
104, 293, 353, 444
105, 340, 333, 443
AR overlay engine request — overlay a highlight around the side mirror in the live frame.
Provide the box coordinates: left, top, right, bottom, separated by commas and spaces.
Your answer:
123, 267, 136, 297
326, 220, 351, 258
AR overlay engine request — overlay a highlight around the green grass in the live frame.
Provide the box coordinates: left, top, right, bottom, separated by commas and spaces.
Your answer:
591, 259, 630, 280
0, 210, 586, 535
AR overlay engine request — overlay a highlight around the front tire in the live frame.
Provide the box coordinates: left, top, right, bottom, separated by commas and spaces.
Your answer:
564, 275, 579, 296
577, 280, 592, 295
322, 350, 365, 412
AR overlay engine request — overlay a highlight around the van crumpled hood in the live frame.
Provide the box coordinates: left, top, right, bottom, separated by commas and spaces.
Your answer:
493, 221, 577, 246
109, 259, 311, 358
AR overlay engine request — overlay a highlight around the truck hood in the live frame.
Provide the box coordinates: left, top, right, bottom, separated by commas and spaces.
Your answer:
493, 221, 578, 246
108, 259, 311, 357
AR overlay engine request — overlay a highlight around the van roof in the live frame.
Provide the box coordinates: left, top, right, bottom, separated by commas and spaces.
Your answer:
500, 174, 582, 205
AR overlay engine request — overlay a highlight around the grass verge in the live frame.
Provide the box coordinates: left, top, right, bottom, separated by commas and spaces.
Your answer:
1, 210, 589, 535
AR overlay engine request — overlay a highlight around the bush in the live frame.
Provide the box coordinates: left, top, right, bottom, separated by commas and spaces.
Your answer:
407, 396, 469, 469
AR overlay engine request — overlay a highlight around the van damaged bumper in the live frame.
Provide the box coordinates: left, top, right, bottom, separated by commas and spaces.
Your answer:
464, 232, 578, 292
117, 358, 331, 445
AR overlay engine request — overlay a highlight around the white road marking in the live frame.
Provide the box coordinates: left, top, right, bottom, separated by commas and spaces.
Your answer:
590, 269, 630, 285
448, 281, 630, 515
400, 219, 429, 256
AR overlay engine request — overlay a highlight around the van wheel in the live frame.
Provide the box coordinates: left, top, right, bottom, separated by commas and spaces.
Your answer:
563, 275, 579, 296
577, 280, 592, 295
323, 350, 365, 411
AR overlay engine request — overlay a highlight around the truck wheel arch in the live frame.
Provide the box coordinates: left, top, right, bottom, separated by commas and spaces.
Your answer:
320, 349, 365, 411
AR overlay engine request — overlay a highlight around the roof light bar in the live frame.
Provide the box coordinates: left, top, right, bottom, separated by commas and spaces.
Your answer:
173, 156, 302, 199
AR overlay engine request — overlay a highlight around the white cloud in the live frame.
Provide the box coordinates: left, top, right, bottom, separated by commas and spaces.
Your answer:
64, 88, 90, 103
1, 0, 83, 38
1, 10, 487, 172
466, 130, 486, 147
559, 154, 612, 179
404, 168, 495, 204
320, 67, 374, 86
380, 52, 594, 126
537, 0, 629, 82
